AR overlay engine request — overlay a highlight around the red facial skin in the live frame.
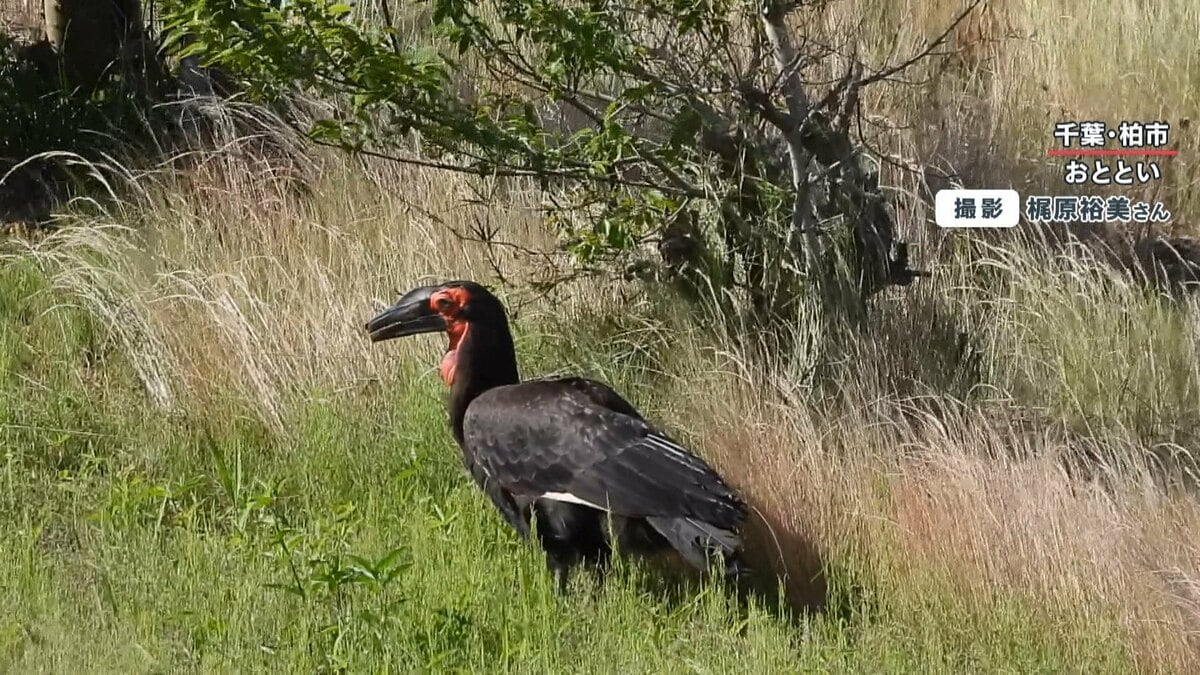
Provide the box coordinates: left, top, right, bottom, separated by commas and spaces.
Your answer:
430, 287, 471, 385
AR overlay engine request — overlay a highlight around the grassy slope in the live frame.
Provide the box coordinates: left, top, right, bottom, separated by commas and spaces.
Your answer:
0, 253, 1133, 673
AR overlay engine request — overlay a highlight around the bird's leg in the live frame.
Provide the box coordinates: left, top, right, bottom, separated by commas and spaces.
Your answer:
581, 536, 613, 587
547, 554, 573, 594
725, 551, 750, 578
591, 549, 612, 585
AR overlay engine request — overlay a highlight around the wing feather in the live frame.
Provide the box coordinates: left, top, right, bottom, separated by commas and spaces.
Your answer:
462, 379, 746, 530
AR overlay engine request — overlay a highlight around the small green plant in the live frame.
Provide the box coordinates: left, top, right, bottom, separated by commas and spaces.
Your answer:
206, 436, 291, 539
265, 506, 413, 670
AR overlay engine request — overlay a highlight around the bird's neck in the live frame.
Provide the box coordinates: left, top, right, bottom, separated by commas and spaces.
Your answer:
446, 318, 519, 444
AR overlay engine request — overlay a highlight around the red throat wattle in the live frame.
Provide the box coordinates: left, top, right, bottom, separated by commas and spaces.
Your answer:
440, 320, 468, 385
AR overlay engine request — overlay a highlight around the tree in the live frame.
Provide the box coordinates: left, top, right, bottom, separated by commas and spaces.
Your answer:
162, 0, 977, 321
1, 1, 172, 229
42, 0, 147, 93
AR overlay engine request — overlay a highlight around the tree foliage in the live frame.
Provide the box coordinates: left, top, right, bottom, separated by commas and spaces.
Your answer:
161, 0, 945, 320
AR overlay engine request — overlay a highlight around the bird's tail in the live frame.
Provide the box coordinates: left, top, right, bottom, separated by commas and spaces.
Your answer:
644, 516, 749, 579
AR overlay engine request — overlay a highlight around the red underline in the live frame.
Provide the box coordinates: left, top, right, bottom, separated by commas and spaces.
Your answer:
1046, 149, 1178, 157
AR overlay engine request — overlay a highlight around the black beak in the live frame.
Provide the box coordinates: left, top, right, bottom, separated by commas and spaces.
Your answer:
365, 285, 446, 343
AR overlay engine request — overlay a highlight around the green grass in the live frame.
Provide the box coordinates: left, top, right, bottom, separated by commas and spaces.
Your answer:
0, 257, 1135, 673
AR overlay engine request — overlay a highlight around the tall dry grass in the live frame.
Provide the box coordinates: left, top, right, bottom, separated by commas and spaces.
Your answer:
672, 338, 1200, 672
5, 0, 1200, 670
812, 0, 1199, 248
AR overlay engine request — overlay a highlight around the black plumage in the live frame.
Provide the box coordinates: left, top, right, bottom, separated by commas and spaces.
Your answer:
366, 281, 748, 590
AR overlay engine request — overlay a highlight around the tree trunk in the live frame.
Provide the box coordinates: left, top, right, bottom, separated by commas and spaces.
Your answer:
42, 0, 143, 93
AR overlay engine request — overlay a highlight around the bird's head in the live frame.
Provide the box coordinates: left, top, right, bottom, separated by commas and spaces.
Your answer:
364, 280, 507, 345
366, 280, 512, 387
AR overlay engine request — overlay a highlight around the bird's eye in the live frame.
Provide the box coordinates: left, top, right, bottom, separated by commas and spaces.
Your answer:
435, 297, 454, 310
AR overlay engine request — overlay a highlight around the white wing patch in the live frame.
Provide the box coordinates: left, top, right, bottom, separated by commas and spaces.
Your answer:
539, 492, 607, 511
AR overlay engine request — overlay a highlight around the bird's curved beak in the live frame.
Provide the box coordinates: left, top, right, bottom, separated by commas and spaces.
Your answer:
365, 286, 446, 343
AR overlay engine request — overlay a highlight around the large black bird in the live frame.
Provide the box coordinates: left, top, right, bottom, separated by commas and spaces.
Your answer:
365, 280, 748, 590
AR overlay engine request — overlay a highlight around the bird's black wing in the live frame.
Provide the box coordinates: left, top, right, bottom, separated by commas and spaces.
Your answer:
462, 378, 746, 530
551, 377, 646, 420
462, 454, 531, 539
